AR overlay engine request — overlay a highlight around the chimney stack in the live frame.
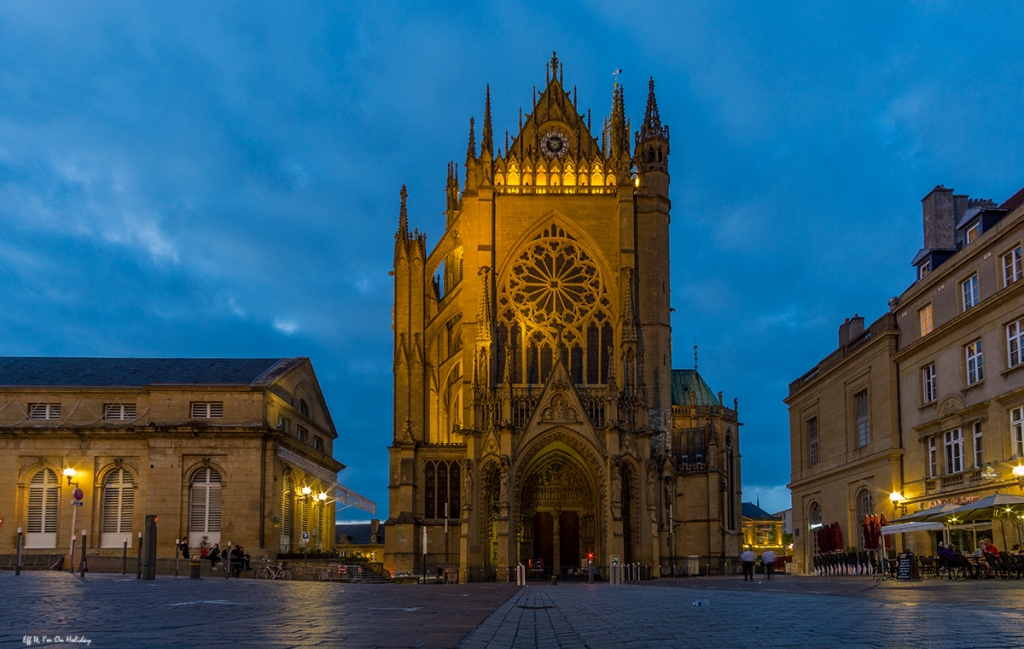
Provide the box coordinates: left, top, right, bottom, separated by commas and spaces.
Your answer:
921, 185, 955, 249
839, 314, 865, 347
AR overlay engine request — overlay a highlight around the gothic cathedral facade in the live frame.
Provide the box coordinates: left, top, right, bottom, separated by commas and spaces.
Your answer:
386, 54, 743, 580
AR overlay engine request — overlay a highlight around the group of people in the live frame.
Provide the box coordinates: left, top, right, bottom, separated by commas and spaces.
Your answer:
740, 547, 777, 581
937, 537, 1007, 578
178, 537, 252, 573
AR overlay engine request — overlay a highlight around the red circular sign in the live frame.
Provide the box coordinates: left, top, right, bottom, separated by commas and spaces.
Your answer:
73, 488, 84, 501
338, 565, 346, 574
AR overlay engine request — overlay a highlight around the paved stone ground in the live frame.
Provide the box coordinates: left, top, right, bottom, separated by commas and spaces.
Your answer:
6, 572, 1024, 648
0, 572, 517, 648
460, 576, 1024, 648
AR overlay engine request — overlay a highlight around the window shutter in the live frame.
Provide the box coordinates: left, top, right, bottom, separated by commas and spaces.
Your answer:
191, 403, 206, 419
47, 404, 61, 419
102, 479, 120, 533
189, 467, 222, 533
27, 483, 44, 534
281, 476, 293, 536
209, 402, 223, 418
29, 404, 48, 419
124, 403, 136, 419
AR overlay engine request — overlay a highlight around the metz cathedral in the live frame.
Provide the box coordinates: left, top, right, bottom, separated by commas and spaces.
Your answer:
385, 54, 742, 580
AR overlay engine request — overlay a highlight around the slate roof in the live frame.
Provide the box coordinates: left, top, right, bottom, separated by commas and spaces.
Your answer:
742, 502, 776, 521
670, 369, 720, 407
999, 185, 1024, 213
0, 357, 294, 388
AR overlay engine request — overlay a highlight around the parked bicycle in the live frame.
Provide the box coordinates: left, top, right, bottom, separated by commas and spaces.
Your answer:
254, 558, 292, 581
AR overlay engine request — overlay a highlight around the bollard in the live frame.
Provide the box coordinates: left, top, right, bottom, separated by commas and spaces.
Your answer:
588, 558, 594, 584
142, 515, 157, 580
136, 532, 143, 579
80, 530, 87, 576
15, 528, 23, 576
189, 559, 201, 579
174, 539, 179, 578
123, 538, 128, 575
550, 574, 558, 585
69, 535, 77, 575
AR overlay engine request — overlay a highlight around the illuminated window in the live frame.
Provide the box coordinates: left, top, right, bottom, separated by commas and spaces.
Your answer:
966, 340, 984, 385
919, 260, 931, 280
928, 438, 938, 478
1012, 408, 1024, 458
944, 428, 963, 475
922, 364, 937, 404
1008, 318, 1024, 368
809, 502, 822, 554
966, 223, 982, 243
856, 489, 874, 522
919, 304, 934, 336
973, 421, 984, 469
962, 274, 979, 310
1004, 246, 1023, 287
855, 390, 869, 448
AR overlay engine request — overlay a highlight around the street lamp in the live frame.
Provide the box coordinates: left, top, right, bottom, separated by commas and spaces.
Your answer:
1012, 465, 1024, 490
63, 467, 78, 487
889, 491, 904, 517
63, 467, 81, 573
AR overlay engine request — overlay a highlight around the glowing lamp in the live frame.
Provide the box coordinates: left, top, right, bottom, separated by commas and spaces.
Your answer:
1013, 464, 1024, 489
318, 492, 328, 502
63, 467, 77, 486
301, 486, 312, 496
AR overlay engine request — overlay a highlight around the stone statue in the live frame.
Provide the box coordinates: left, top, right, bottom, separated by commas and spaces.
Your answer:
611, 458, 622, 505
461, 459, 474, 509
499, 455, 510, 505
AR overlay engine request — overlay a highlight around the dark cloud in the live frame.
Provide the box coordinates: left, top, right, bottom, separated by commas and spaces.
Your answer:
2, 1, 1022, 516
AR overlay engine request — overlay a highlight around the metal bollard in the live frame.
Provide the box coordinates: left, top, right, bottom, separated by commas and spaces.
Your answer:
189, 559, 201, 579
136, 532, 143, 579
123, 538, 128, 575
15, 528, 23, 576
80, 530, 88, 576
69, 535, 77, 575
174, 539, 179, 578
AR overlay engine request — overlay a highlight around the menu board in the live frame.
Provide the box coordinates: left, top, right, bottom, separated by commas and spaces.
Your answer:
896, 552, 914, 580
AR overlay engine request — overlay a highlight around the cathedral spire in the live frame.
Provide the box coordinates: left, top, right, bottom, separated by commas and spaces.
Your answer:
466, 116, 476, 162
481, 85, 494, 157
397, 184, 409, 238
643, 77, 661, 131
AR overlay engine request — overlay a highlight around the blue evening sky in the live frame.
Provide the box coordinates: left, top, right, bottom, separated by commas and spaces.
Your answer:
2, 2, 1023, 516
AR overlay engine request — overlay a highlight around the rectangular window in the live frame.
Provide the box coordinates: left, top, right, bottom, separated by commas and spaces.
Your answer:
944, 428, 963, 475
973, 421, 984, 468
1004, 246, 1023, 287
919, 260, 931, 280
313, 436, 324, 452
919, 304, 934, 336
966, 223, 982, 243
296, 426, 309, 443
277, 415, 289, 432
928, 437, 938, 478
28, 403, 61, 420
104, 403, 137, 421
190, 402, 223, 419
1013, 407, 1024, 458
1008, 318, 1024, 369
966, 340, 984, 385
808, 417, 818, 467
962, 274, 979, 310
922, 364, 937, 404
855, 390, 869, 448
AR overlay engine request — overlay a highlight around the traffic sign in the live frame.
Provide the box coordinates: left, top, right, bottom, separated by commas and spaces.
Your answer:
301, 531, 310, 541
338, 565, 347, 574
73, 488, 84, 501
72, 501, 84, 507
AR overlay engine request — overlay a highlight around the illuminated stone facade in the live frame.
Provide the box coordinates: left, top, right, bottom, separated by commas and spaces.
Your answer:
386, 54, 743, 580
0, 357, 344, 563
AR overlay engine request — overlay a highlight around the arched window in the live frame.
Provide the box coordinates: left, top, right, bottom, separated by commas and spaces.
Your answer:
424, 461, 461, 519
189, 467, 222, 547
298, 399, 310, 418
809, 502, 822, 555
856, 489, 874, 524
280, 474, 293, 552
26, 468, 58, 549
101, 468, 135, 548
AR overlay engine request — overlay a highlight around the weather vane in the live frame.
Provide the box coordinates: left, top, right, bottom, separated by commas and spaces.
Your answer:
613, 68, 622, 85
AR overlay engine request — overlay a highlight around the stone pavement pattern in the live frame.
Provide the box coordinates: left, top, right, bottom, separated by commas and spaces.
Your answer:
460, 578, 1024, 648
0, 572, 518, 648
6, 573, 1024, 648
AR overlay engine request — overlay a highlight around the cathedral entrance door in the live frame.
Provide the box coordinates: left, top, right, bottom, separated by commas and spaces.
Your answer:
533, 512, 553, 573
559, 511, 580, 571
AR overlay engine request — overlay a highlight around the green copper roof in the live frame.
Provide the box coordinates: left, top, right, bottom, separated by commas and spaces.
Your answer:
670, 369, 720, 407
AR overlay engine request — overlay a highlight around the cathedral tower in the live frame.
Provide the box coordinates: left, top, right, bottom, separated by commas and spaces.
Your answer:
385, 54, 741, 581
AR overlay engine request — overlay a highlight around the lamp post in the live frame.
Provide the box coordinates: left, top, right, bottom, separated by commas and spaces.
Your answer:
63, 467, 79, 573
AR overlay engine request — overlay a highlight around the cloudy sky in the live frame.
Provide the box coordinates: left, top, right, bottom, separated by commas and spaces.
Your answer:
2, 2, 1023, 515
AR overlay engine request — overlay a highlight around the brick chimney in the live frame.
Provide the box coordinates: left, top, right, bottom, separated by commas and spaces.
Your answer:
839, 314, 865, 347
921, 185, 955, 249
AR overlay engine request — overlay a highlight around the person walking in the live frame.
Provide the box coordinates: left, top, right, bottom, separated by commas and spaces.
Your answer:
179, 539, 190, 560
741, 547, 756, 581
762, 549, 777, 580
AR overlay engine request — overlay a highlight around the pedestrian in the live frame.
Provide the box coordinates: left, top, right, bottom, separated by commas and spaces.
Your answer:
762, 549, 777, 580
199, 535, 210, 559
179, 539, 190, 560
209, 543, 221, 571
740, 547, 756, 581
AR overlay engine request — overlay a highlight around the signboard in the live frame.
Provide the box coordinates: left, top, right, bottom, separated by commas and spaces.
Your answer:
338, 565, 347, 574
301, 531, 310, 542
896, 552, 914, 580
72, 501, 84, 507
73, 488, 84, 501
611, 555, 620, 565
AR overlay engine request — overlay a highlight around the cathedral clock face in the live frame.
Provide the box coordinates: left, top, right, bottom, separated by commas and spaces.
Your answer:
541, 130, 568, 158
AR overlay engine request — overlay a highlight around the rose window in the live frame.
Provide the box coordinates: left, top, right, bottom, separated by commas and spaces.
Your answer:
506, 239, 601, 328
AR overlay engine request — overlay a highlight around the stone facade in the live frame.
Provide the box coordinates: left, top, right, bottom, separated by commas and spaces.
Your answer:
386, 54, 742, 581
0, 357, 345, 564
787, 185, 1024, 572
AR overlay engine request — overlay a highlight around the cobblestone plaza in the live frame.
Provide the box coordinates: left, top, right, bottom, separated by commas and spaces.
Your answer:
3, 572, 1024, 648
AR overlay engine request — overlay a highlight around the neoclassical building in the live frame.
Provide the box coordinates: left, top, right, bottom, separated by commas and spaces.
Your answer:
386, 54, 743, 580
0, 357, 367, 564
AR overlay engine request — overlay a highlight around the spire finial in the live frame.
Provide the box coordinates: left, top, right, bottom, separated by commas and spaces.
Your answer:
694, 341, 698, 373
398, 184, 409, 237
481, 85, 493, 156
550, 51, 559, 79
644, 77, 661, 129
466, 116, 476, 161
